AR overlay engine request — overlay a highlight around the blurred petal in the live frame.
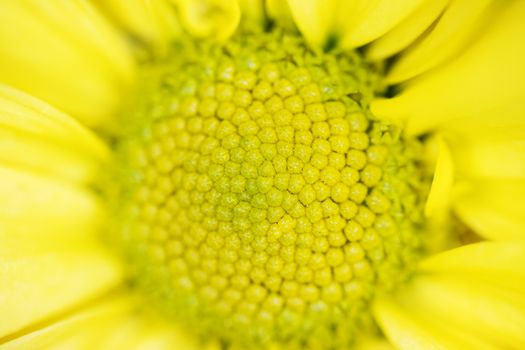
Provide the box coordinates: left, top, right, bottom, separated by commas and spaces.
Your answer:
0, 165, 102, 237
425, 137, 454, 218
0, 234, 122, 339
386, 0, 493, 83
0, 292, 210, 350
98, 319, 200, 350
375, 241, 525, 349
374, 299, 442, 350
287, 0, 424, 50
0, 84, 109, 183
446, 130, 525, 180
239, 0, 266, 24
373, 296, 494, 350
453, 180, 525, 240
266, 0, 295, 30
94, 0, 182, 51
408, 275, 525, 348
0, 294, 134, 349
372, 0, 525, 136
0, 1, 135, 127
286, 0, 335, 49
336, 0, 425, 48
0, 128, 101, 186
367, 0, 449, 60
419, 241, 525, 290
175, 0, 241, 41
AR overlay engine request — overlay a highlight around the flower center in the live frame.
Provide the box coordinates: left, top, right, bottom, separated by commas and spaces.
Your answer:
110, 28, 430, 348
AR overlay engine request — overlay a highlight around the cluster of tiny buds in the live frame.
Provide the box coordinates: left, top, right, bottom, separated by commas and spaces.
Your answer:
115, 30, 426, 348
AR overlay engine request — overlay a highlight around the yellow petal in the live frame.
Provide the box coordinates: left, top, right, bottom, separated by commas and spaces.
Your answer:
0, 234, 122, 339
287, 0, 424, 50
0, 1, 135, 127
266, 0, 295, 30
286, 0, 336, 50
425, 137, 454, 218
367, 0, 449, 60
0, 84, 109, 183
94, 0, 182, 51
104, 322, 199, 350
0, 293, 203, 350
239, 0, 266, 24
446, 131, 525, 180
0, 165, 102, 237
376, 241, 525, 349
175, 0, 241, 41
0, 128, 101, 185
402, 274, 525, 348
373, 295, 494, 350
373, 298, 445, 350
43, 303, 201, 350
336, 0, 425, 49
372, 1, 525, 136
374, 240, 525, 349
387, 0, 493, 83
419, 241, 525, 292
91, 311, 201, 350
0, 295, 134, 349
452, 180, 525, 240
0, 85, 109, 159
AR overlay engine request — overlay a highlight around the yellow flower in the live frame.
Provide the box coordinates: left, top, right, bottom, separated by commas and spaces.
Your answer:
1, 0, 524, 349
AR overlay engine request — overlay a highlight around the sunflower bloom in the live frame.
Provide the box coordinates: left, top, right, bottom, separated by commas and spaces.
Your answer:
1, 0, 525, 349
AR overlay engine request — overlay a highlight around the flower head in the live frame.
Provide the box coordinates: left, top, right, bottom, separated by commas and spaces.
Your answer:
1, 1, 525, 349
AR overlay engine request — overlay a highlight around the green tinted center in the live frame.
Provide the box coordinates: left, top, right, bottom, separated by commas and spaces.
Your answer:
110, 28, 430, 349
